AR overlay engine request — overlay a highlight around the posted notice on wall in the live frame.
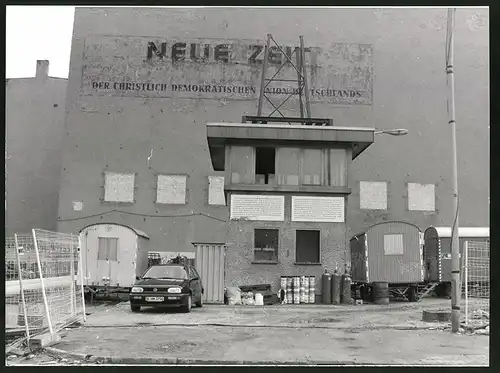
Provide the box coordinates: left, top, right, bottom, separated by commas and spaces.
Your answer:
230, 195, 285, 221
291, 196, 345, 223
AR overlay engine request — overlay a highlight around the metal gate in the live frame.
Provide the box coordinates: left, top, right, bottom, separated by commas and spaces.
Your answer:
193, 243, 225, 304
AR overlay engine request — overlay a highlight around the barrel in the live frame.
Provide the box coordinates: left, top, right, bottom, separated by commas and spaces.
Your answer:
280, 276, 287, 304
331, 271, 342, 304
286, 277, 293, 304
322, 272, 332, 304
303, 276, 310, 304
309, 276, 316, 303
299, 276, 306, 303
341, 273, 352, 304
293, 276, 300, 304
372, 282, 390, 305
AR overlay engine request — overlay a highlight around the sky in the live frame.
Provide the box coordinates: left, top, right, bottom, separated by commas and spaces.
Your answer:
6, 6, 76, 78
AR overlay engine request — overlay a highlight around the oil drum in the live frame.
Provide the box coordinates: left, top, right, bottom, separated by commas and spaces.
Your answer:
309, 276, 316, 303
293, 276, 300, 304
280, 276, 287, 304
372, 282, 390, 305
286, 277, 293, 304
300, 276, 306, 303
303, 276, 310, 304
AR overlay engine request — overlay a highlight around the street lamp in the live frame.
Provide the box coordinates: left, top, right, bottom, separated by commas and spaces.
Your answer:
374, 128, 409, 136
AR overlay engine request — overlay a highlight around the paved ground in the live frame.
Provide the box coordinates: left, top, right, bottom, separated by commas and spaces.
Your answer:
7, 299, 489, 366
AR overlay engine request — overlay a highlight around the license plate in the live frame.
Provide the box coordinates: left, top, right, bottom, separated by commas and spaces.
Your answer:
145, 297, 164, 302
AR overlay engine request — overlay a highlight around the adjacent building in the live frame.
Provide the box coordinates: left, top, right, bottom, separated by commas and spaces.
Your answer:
57, 7, 488, 292
6, 60, 68, 235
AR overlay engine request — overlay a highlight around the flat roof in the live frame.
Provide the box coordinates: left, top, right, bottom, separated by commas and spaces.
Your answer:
206, 122, 375, 160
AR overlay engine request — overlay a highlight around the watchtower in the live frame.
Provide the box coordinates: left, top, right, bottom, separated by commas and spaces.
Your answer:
206, 118, 375, 299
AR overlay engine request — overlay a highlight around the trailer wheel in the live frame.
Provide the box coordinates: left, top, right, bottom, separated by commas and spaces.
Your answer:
131, 305, 141, 313
407, 286, 418, 302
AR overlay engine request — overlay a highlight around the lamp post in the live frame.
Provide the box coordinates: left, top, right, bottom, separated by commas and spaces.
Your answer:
374, 128, 409, 136
446, 7, 461, 333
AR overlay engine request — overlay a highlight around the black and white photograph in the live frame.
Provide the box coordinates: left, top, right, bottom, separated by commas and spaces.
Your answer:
5, 5, 489, 367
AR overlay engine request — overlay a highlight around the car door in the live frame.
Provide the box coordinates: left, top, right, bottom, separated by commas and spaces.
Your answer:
189, 266, 202, 301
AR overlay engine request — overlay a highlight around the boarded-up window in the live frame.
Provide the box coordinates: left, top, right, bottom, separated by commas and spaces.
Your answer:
296, 230, 320, 263
326, 149, 347, 187
98, 237, 118, 261
384, 234, 404, 255
254, 229, 279, 262
408, 183, 435, 211
277, 147, 300, 186
360, 181, 387, 210
302, 148, 322, 185
208, 176, 226, 205
157, 175, 187, 204
104, 172, 135, 203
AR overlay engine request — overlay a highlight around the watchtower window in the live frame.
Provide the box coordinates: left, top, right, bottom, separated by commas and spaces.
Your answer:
255, 147, 276, 185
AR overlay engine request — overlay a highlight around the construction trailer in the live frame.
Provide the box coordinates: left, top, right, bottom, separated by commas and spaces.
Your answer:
78, 223, 150, 296
423, 226, 489, 296
350, 221, 435, 302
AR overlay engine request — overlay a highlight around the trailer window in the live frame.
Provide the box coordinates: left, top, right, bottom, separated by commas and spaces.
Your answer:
97, 237, 118, 261
296, 230, 320, 263
384, 234, 404, 255
254, 229, 279, 262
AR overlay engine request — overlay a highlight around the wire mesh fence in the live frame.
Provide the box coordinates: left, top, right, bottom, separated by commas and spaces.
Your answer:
5, 229, 86, 351
461, 240, 489, 329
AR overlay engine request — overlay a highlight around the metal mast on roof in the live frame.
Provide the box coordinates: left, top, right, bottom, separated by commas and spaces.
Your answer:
257, 34, 311, 119
243, 34, 333, 127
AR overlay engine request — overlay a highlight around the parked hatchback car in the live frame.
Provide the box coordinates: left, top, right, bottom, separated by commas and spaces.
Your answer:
129, 264, 204, 313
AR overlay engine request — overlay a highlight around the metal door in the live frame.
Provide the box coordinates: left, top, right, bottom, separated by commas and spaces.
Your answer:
194, 243, 225, 304
424, 228, 441, 282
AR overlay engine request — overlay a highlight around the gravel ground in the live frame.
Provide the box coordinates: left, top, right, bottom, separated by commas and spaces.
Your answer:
6, 299, 489, 366
50, 325, 489, 365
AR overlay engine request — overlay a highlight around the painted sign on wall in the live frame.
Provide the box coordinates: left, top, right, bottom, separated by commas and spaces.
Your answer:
230, 194, 285, 221
81, 36, 373, 105
291, 196, 345, 222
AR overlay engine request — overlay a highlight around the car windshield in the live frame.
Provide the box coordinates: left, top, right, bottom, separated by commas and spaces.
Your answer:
142, 266, 188, 280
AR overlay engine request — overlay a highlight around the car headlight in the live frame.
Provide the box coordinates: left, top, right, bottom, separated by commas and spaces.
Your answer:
167, 287, 182, 294
131, 287, 143, 293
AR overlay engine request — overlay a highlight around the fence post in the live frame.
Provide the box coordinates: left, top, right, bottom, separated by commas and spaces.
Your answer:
32, 229, 54, 335
69, 238, 75, 316
464, 240, 468, 327
78, 235, 87, 322
14, 233, 31, 346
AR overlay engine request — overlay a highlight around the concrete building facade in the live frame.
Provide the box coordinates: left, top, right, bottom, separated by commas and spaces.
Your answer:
57, 8, 489, 272
6, 61, 68, 235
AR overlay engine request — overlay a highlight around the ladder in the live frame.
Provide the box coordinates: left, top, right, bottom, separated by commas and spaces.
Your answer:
417, 282, 439, 301
256, 34, 312, 121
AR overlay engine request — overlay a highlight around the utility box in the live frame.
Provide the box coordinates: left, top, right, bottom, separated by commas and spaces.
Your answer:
206, 119, 375, 296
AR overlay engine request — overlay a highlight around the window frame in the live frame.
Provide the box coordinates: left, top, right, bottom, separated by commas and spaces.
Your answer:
252, 227, 280, 264
294, 229, 322, 265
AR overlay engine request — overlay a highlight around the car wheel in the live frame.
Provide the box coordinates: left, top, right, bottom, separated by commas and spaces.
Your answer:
131, 305, 141, 313
181, 295, 192, 313
195, 295, 203, 308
